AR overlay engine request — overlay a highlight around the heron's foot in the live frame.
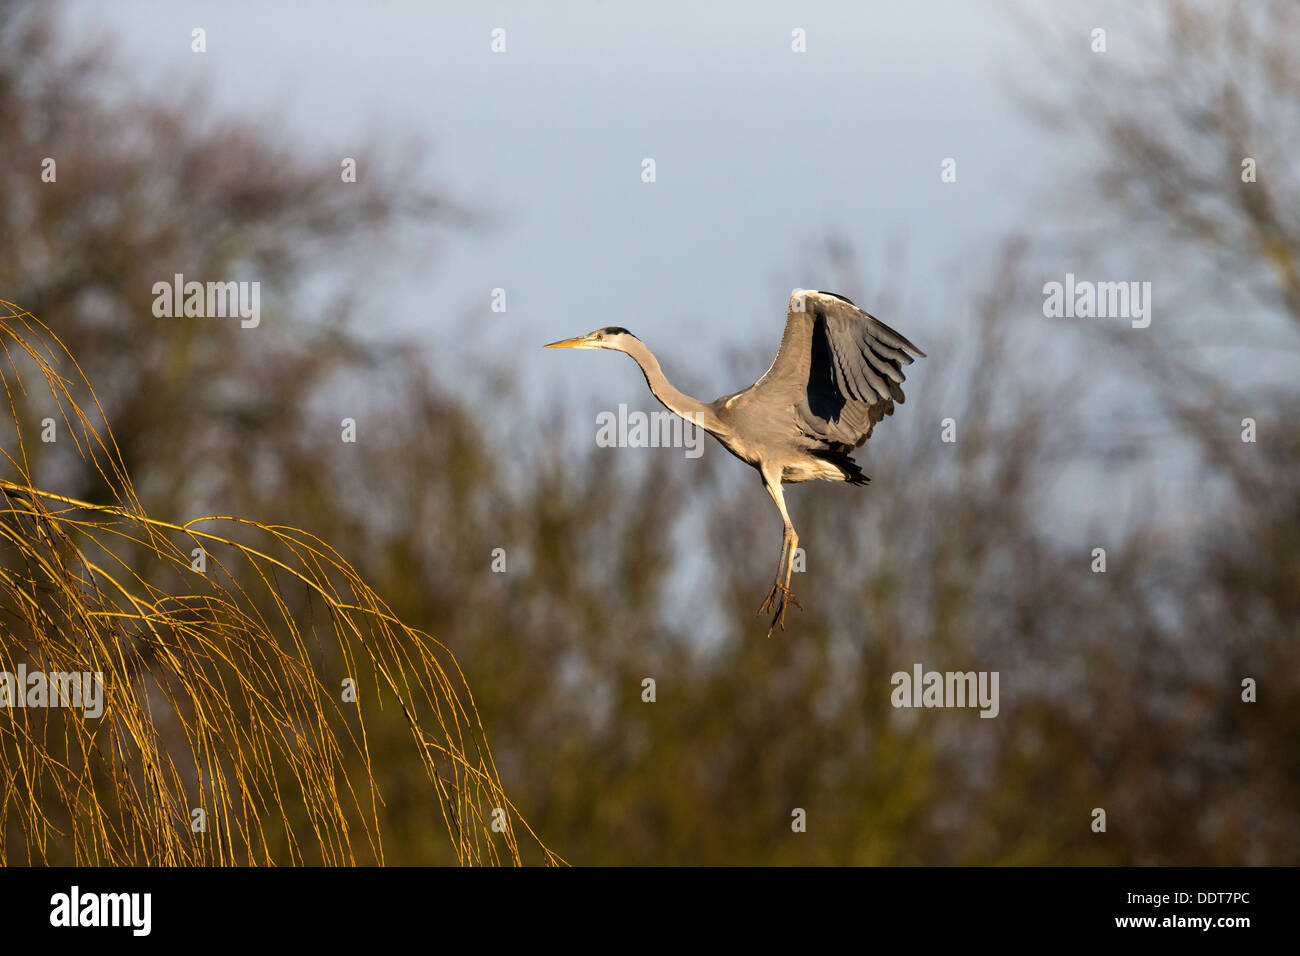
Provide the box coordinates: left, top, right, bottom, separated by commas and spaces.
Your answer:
758, 584, 801, 635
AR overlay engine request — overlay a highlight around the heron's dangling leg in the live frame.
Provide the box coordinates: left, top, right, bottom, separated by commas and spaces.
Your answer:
759, 529, 802, 635
759, 523, 792, 603
756, 469, 802, 635
758, 527, 793, 614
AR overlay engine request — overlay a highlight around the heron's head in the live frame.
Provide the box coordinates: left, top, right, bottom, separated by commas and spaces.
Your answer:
544, 326, 637, 352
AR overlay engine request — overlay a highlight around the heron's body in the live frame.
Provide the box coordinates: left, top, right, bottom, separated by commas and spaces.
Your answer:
707, 397, 849, 482
547, 289, 926, 633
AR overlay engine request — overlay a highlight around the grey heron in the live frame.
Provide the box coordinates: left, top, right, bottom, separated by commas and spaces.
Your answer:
546, 289, 926, 634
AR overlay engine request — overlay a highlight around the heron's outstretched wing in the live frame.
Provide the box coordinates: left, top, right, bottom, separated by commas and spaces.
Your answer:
753, 290, 926, 449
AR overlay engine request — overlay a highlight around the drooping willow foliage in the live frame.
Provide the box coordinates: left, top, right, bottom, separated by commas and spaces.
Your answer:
0, 300, 563, 866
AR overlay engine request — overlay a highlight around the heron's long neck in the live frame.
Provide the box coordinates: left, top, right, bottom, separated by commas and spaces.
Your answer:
623, 338, 721, 432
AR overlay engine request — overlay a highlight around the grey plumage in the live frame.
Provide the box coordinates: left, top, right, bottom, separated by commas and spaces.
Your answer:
546, 289, 925, 634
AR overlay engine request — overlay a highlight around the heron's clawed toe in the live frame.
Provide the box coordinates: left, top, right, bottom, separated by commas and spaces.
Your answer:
757, 581, 791, 617
759, 585, 801, 636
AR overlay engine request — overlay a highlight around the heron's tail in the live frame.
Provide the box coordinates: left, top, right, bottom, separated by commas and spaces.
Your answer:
812, 447, 870, 486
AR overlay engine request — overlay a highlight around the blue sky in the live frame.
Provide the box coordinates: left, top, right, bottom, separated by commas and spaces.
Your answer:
65, 0, 1226, 546
68, 0, 1061, 404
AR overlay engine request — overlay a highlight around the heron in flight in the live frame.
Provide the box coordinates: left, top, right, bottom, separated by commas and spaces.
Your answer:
546, 290, 925, 634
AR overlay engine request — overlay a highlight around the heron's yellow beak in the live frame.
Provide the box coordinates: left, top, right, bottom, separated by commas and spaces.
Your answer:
544, 335, 591, 349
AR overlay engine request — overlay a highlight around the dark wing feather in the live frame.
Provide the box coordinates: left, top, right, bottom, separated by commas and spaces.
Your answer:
753, 292, 926, 450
